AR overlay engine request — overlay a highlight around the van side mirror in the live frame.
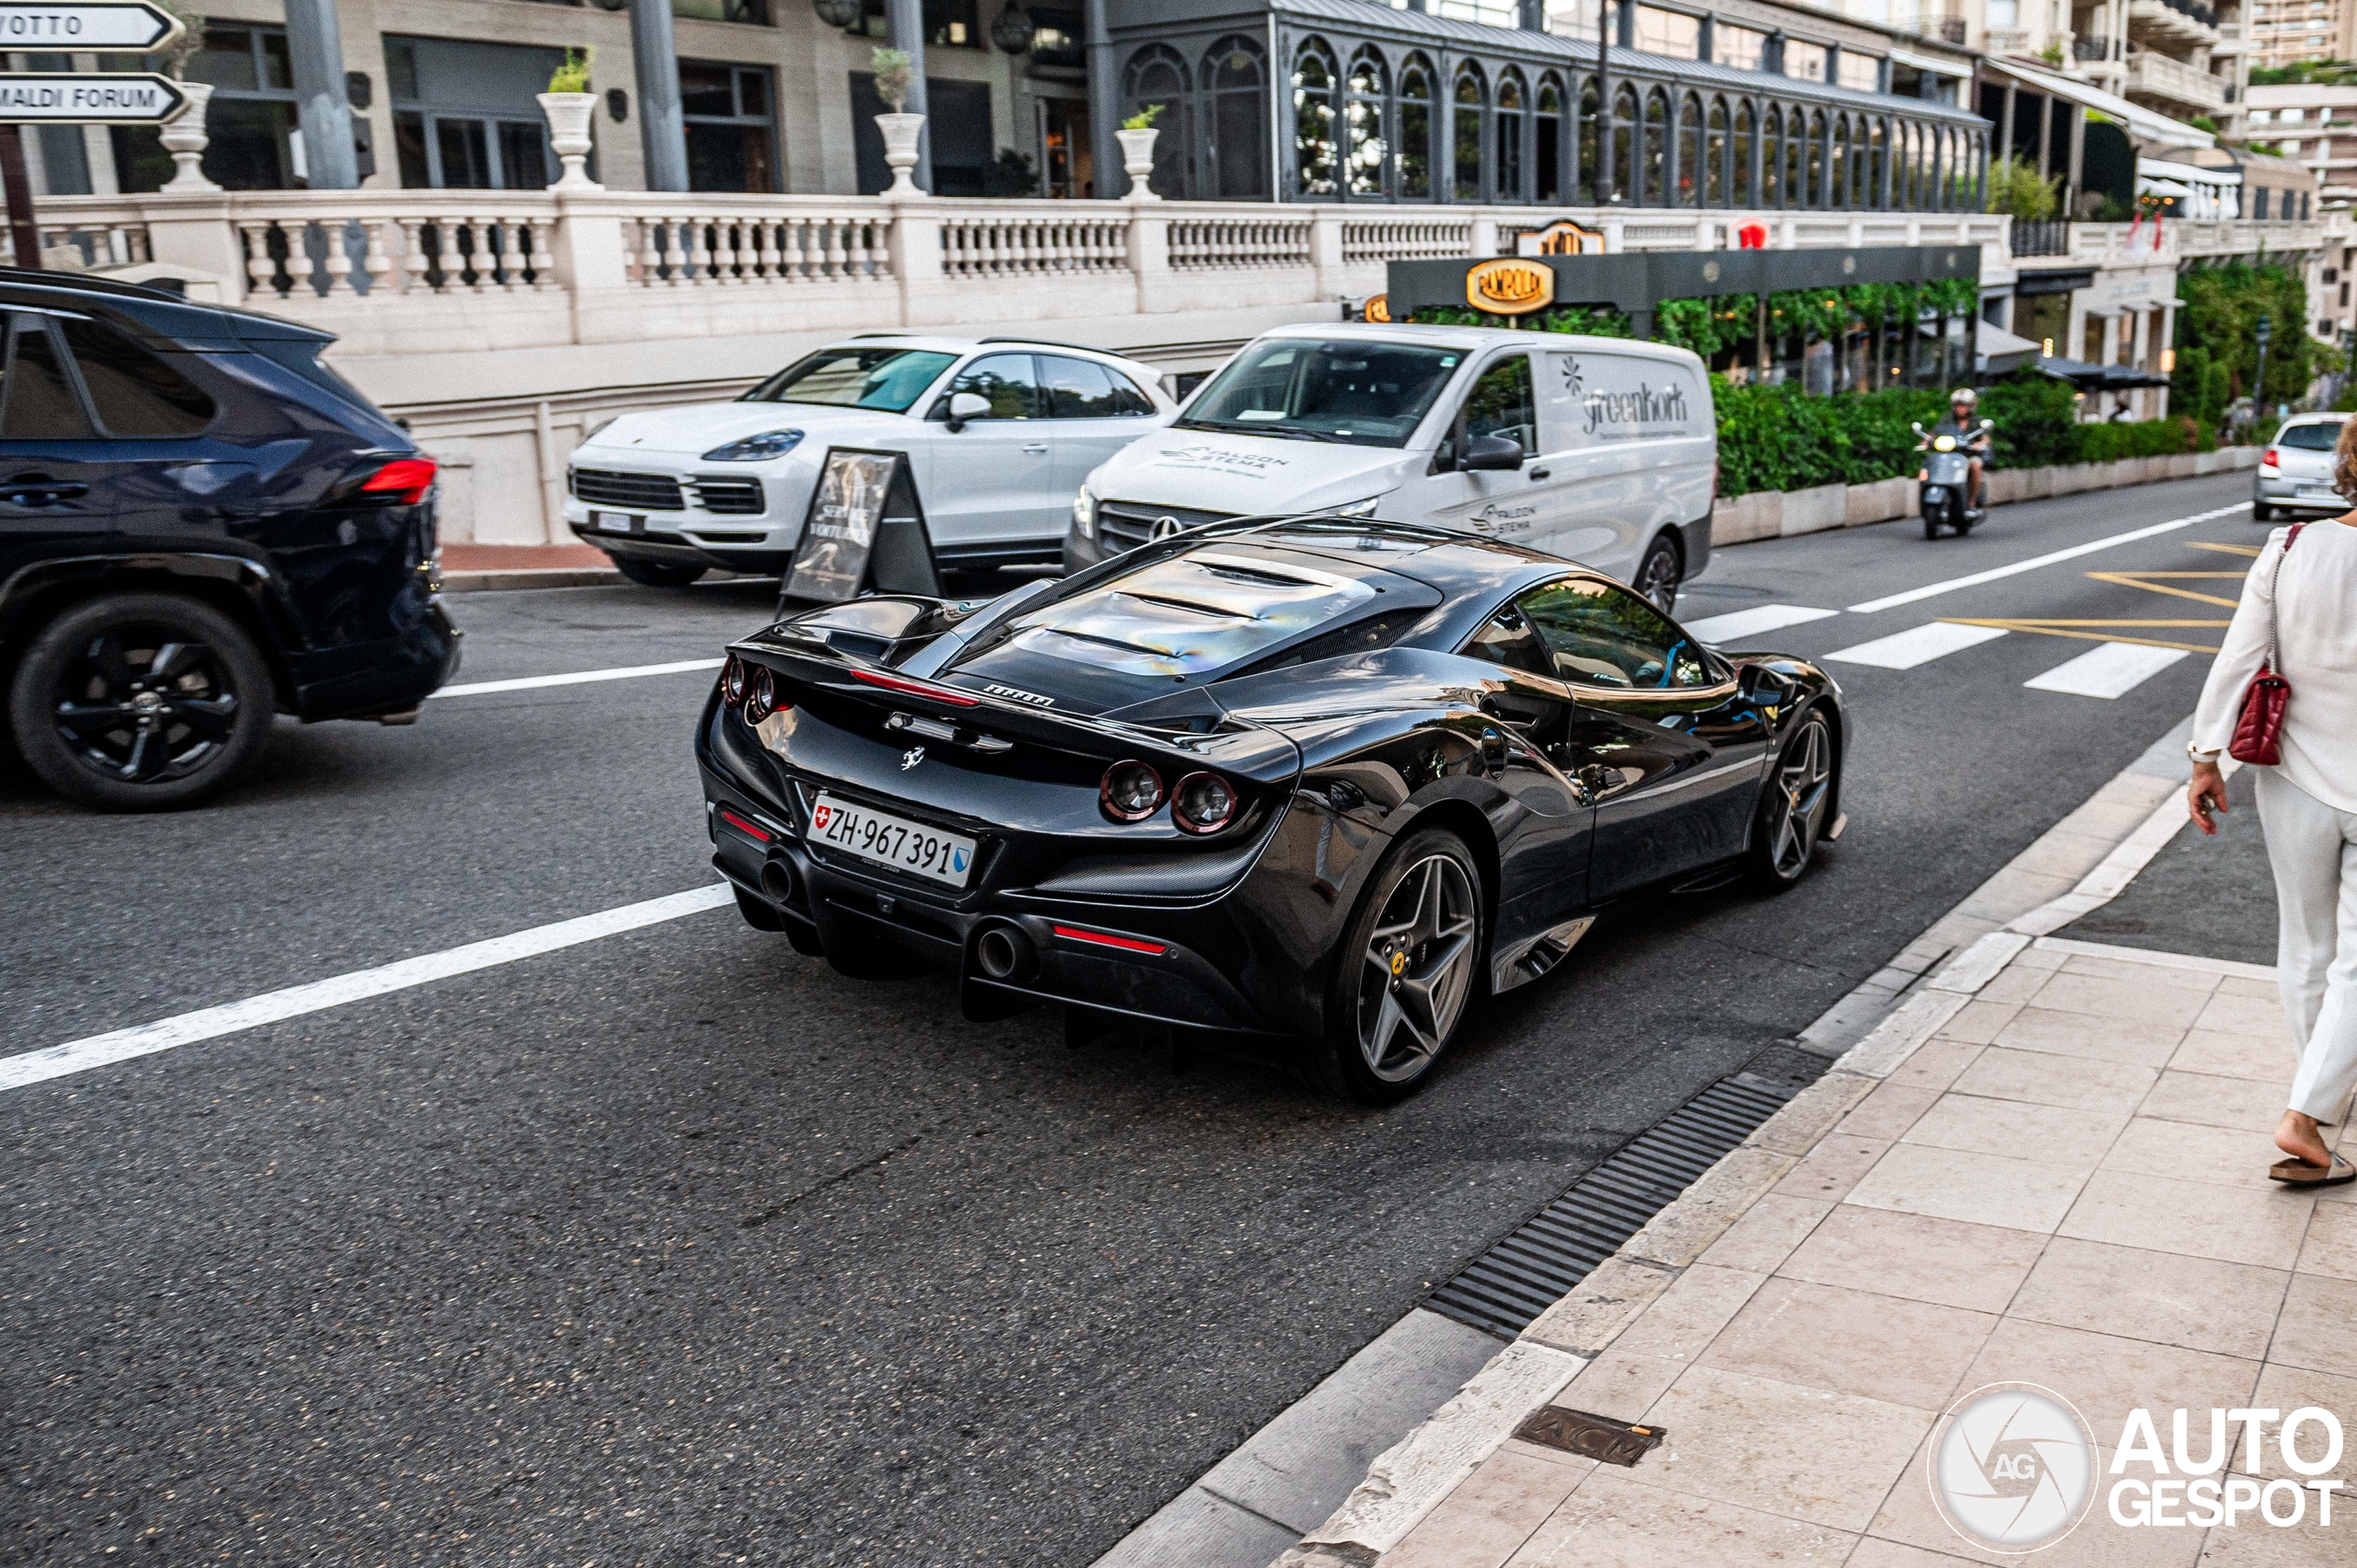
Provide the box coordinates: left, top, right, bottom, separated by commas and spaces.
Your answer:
1462, 434, 1524, 471
945, 391, 991, 432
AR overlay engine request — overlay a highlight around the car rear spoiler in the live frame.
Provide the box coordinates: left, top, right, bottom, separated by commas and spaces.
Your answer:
728, 623, 1303, 788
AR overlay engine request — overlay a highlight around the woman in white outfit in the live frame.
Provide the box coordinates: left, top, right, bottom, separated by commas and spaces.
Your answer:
2189, 422, 2357, 1185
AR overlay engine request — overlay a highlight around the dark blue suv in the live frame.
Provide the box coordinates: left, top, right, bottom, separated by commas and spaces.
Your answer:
0, 269, 459, 809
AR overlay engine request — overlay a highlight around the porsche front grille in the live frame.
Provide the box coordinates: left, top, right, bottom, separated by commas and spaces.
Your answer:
572, 468, 686, 511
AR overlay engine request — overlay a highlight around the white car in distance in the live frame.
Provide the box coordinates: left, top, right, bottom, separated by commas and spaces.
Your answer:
564, 335, 1177, 586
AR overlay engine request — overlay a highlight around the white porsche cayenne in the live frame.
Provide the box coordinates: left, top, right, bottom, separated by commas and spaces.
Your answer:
564, 335, 1177, 587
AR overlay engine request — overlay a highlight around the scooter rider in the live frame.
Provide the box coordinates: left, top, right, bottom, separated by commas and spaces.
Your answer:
1922, 388, 1991, 513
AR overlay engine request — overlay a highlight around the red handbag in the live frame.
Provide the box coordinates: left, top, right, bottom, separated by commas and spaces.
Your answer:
2230, 522, 2305, 765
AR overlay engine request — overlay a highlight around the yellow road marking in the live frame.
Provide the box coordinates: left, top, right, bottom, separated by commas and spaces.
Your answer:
1940, 619, 2225, 654
2190, 541, 2263, 558
2082, 572, 2245, 609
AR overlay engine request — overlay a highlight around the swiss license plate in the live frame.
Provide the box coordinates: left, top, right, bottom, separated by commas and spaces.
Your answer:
590, 509, 641, 533
808, 792, 976, 888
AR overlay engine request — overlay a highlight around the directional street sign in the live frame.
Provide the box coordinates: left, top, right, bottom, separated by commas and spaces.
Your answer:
0, 71, 186, 124
0, 2, 185, 50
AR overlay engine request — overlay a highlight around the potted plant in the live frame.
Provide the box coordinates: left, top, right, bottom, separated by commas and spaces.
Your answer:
1115, 103, 1162, 201
871, 48, 923, 196
155, 0, 218, 193
539, 48, 601, 192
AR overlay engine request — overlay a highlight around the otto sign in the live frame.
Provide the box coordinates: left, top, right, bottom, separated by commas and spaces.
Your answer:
0, 1, 184, 48
0, 71, 187, 124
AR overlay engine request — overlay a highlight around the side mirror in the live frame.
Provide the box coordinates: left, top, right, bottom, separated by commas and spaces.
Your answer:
945, 391, 991, 432
1462, 434, 1524, 471
1736, 663, 1784, 703
1910, 421, 1927, 436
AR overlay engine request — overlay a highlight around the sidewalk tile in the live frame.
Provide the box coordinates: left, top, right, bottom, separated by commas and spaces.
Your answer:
1976, 966, 2052, 1005
1384, 1444, 1585, 1568
2061, 1171, 2313, 1271
2099, 1119, 2285, 1191
1614, 1264, 1768, 1363
2191, 990, 2290, 1040
1956, 870, 2077, 923
2200, 1365, 2357, 1566
1846, 1143, 2093, 1235
2166, 1029, 2293, 1083
2138, 1071, 2296, 1135
1886, 1039, 1988, 1097
1775, 1133, 1895, 1202
2008, 1237, 2292, 1360
2266, 1272, 2357, 1377
2026, 972, 2216, 1030
1902, 1093, 2126, 1171
1990, 1007, 2189, 1070
1625, 1146, 1799, 1269
1952, 1047, 2156, 1116
2014, 941, 2072, 971
1867, 1434, 2207, 1568
1638, 1365, 1934, 1532
1552, 1347, 1687, 1423
2058, 953, 2222, 993
1840, 1082, 1944, 1144
2241, 1361, 2357, 1473
1697, 1278, 1996, 1411
1956, 1318, 2262, 1424
1519, 1256, 1675, 1356
2215, 974, 2282, 1000
1779, 1207, 2047, 1314
1500, 1469, 1857, 1568
1699, 1193, 1834, 1274
1934, 1000, 2026, 1046
1846, 1541, 1982, 1568
2293, 1202, 2357, 1280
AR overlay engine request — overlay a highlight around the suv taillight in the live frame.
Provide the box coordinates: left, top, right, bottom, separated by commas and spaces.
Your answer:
361, 457, 438, 504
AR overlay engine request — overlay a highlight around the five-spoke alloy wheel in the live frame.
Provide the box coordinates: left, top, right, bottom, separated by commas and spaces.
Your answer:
1748, 709, 1835, 889
10, 593, 273, 811
1315, 829, 1485, 1102
1634, 535, 1682, 616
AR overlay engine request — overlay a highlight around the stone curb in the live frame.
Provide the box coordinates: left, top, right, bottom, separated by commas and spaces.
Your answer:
441, 568, 627, 593
1271, 725, 2211, 1565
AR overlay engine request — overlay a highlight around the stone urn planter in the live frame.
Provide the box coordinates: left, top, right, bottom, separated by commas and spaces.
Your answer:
158, 81, 221, 193
876, 112, 924, 195
537, 91, 602, 192
1115, 126, 1161, 201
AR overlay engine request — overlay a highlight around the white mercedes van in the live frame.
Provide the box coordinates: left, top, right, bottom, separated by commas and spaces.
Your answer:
1062, 323, 1715, 610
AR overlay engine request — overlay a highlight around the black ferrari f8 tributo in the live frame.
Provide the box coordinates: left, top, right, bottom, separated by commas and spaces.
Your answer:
696, 518, 1844, 1101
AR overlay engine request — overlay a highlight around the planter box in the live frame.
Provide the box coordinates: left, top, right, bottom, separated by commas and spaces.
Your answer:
1781, 482, 1847, 537
1712, 490, 1782, 545
1845, 476, 1913, 526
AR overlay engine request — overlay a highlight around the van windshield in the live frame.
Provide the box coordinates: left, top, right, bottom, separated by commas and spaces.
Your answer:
1177, 338, 1466, 447
741, 347, 958, 413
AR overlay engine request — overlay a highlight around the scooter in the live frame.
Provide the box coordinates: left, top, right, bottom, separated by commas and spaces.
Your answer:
1911, 419, 1992, 539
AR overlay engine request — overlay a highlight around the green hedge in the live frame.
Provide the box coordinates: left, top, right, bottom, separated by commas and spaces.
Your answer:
1713, 376, 2201, 497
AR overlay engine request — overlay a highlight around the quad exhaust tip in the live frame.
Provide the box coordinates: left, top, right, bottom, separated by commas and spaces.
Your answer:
974, 924, 1037, 982
760, 858, 797, 905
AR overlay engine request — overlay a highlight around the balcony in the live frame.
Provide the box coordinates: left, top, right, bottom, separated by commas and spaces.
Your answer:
2129, 0, 2221, 45
2073, 34, 2116, 58
2125, 49, 2230, 110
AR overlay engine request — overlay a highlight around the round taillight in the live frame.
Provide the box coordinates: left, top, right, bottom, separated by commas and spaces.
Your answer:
1100, 759, 1164, 822
720, 653, 749, 708
743, 665, 777, 724
1172, 772, 1237, 834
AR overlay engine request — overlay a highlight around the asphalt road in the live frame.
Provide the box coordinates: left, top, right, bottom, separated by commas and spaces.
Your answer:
0, 470, 2274, 1567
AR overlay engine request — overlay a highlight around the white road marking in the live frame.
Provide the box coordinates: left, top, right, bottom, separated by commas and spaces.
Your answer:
1823, 621, 2010, 670
1681, 603, 1840, 644
1845, 502, 2252, 614
0, 884, 737, 1095
2022, 641, 2190, 699
430, 657, 725, 698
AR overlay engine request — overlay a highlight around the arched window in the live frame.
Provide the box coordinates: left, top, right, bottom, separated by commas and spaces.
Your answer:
1829, 114, 1849, 209
1454, 62, 1486, 202
1733, 99, 1754, 207
1398, 53, 1434, 200
1294, 38, 1340, 198
1536, 73, 1564, 203
1496, 67, 1527, 202
1933, 125, 1950, 212
1643, 87, 1668, 208
1676, 91, 1702, 206
1805, 110, 1826, 207
1897, 120, 1914, 209
1122, 45, 1190, 199
1783, 106, 1803, 207
1577, 77, 1599, 203
1612, 82, 1638, 204
1760, 104, 1781, 207
1346, 46, 1390, 199
1203, 38, 1267, 199
1867, 117, 1885, 208
1704, 96, 1728, 206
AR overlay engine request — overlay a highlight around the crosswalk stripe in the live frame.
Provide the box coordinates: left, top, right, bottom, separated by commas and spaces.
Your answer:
2022, 641, 2190, 699
1843, 502, 2251, 614
1822, 621, 2009, 670
1681, 603, 1840, 644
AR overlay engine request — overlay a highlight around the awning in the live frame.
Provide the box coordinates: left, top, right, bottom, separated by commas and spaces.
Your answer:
2140, 155, 2239, 186
2015, 268, 2096, 296
1977, 318, 2042, 375
2033, 355, 2173, 390
1980, 58, 2215, 149
2138, 179, 2195, 197
1887, 46, 1970, 80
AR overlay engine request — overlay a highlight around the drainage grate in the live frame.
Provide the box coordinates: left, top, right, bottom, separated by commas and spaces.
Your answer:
1423, 1046, 1824, 1340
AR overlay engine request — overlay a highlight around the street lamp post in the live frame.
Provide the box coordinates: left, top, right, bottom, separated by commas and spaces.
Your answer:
2255, 312, 2272, 423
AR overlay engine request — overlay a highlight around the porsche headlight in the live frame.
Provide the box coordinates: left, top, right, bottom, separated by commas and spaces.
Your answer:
1330, 494, 1387, 518
702, 428, 806, 462
1074, 483, 1097, 540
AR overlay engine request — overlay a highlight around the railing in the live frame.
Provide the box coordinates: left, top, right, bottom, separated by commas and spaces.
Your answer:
0, 198, 151, 270
2012, 218, 2072, 256
2124, 50, 2229, 109
2073, 35, 2114, 60
939, 212, 1130, 277
1341, 218, 1471, 264
1166, 215, 1313, 270
625, 210, 893, 286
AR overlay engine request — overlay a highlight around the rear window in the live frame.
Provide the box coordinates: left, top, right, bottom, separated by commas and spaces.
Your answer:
2278, 421, 2342, 451
999, 550, 1379, 678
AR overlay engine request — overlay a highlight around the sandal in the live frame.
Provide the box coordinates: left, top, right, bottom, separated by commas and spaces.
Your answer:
2269, 1153, 2357, 1187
